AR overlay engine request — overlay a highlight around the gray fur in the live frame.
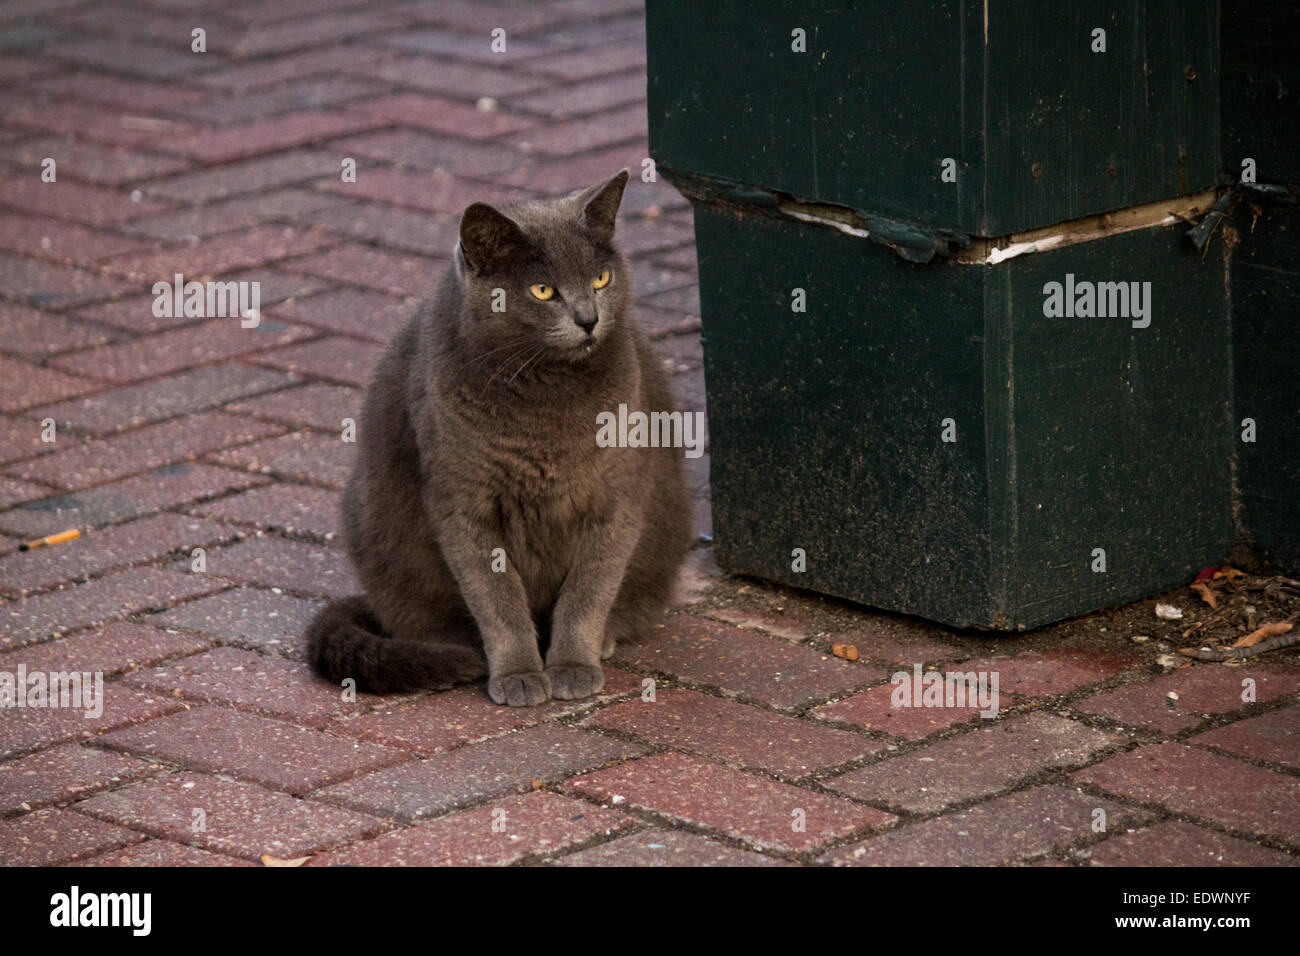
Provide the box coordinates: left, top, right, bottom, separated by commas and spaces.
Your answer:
306, 170, 691, 706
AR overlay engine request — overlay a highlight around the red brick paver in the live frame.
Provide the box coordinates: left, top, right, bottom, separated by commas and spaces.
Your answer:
1087, 820, 1299, 867
823, 713, 1120, 814
69, 840, 256, 867
6, 412, 283, 490
149, 587, 323, 656
1073, 742, 1300, 848
315, 724, 646, 822
824, 785, 1150, 867
1190, 702, 1300, 770
190, 482, 341, 538
311, 791, 632, 866
0, 743, 157, 814
2, 567, 223, 650
567, 751, 896, 853
0, 808, 147, 866
1, 0, 1295, 868
329, 668, 642, 756
76, 771, 388, 861
813, 682, 1005, 741
123, 645, 376, 727
0, 463, 266, 538
0, 622, 210, 679
582, 687, 878, 776
0, 512, 239, 598
0, 685, 186, 762
1074, 666, 1300, 734
615, 615, 882, 710
96, 707, 411, 794
556, 827, 791, 867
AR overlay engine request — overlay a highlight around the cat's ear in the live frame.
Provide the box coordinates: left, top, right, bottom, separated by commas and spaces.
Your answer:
459, 202, 526, 274
576, 169, 629, 240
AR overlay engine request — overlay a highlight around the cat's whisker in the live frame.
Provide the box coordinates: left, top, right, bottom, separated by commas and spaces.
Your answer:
502, 344, 548, 389
477, 338, 538, 381
483, 343, 540, 389
465, 337, 535, 367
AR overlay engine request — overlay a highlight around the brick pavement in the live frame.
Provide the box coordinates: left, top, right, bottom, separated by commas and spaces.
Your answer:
0, 1, 1297, 867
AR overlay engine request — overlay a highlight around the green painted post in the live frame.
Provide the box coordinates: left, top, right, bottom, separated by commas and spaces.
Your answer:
647, 1, 1238, 628
1223, 0, 1300, 576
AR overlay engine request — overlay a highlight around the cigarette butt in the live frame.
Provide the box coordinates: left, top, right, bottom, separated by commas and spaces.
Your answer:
18, 528, 80, 551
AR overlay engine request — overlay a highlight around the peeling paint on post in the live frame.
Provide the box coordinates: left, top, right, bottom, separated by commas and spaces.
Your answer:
647, 0, 1220, 237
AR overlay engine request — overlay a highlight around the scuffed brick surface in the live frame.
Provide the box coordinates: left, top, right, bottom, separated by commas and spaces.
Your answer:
6, 413, 283, 490
310, 791, 632, 866
1, 0, 1295, 868
812, 683, 1004, 741
0, 685, 186, 761
208, 430, 355, 488
0, 512, 239, 598
0, 808, 147, 866
96, 706, 411, 794
0, 743, 157, 814
149, 587, 323, 656
614, 615, 881, 709
33, 364, 297, 436
823, 713, 1120, 814
315, 724, 647, 822
582, 688, 877, 776
1073, 743, 1300, 847
567, 751, 896, 853
0, 622, 210, 679
123, 645, 377, 727
2, 568, 223, 650
76, 771, 388, 861
328, 668, 642, 756
823, 786, 1150, 867
1074, 666, 1300, 734
556, 827, 792, 867
1086, 820, 1299, 867
0, 463, 266, 538
1190, 702, 1300, 770
192, 534, 358, 598
189, 482, 341, 538
69, 840, 257, 867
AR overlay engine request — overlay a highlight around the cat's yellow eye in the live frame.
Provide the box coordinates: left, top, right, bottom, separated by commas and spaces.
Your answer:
529, 283, 555, 301
592, 269, 612, 290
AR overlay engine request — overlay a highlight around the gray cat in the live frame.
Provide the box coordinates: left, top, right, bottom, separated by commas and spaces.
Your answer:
307, 170, 692, 706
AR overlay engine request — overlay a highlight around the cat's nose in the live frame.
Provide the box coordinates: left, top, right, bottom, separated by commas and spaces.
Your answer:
573, 309, 598, 334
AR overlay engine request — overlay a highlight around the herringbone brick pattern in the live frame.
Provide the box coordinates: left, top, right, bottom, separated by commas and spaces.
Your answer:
1, 0, 1296, 867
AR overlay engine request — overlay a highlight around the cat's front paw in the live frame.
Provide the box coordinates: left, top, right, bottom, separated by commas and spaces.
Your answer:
488, 670, 552, 707
546, 663, 605, 700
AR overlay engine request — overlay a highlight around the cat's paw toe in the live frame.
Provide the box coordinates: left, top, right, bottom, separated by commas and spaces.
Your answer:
546, 663, 605, 700
488, 671, 551, 707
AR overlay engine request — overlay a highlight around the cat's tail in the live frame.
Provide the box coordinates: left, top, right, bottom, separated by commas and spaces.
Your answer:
306, 596, 487, 694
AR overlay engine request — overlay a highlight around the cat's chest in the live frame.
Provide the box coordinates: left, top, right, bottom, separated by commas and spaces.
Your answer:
429, 408, 620, 515
477, 443, 620, 584
422, 367, 643, 533
483, 437, 618, 520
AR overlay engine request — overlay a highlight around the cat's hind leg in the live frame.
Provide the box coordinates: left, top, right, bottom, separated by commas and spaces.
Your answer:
600, 511, 691, 659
